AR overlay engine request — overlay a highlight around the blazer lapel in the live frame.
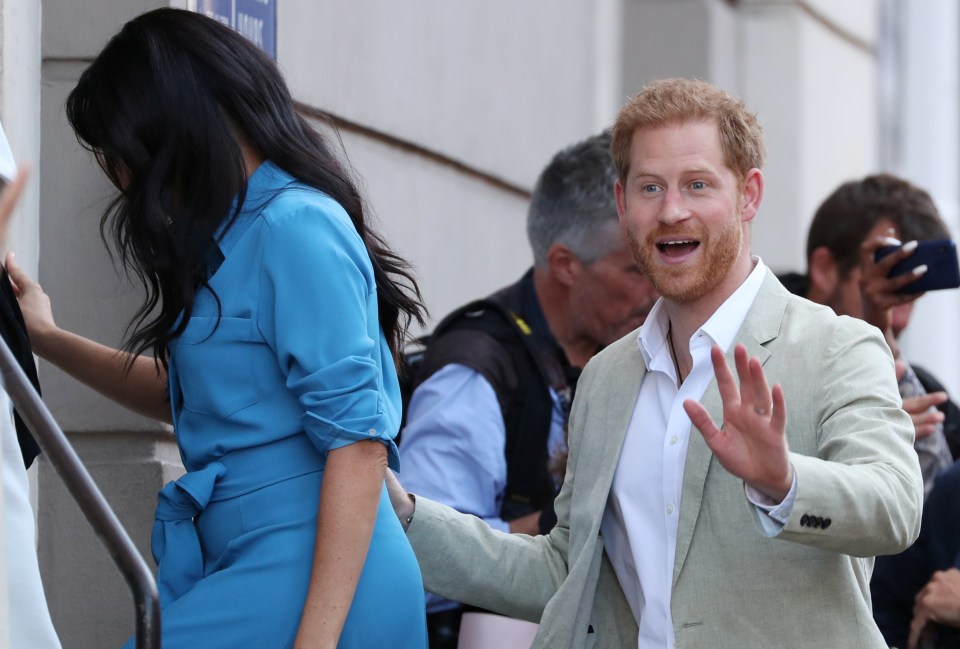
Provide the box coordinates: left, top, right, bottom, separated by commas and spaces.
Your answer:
672, 377, 721, 586
672, 272, 789, 585
589, 338, 647, 528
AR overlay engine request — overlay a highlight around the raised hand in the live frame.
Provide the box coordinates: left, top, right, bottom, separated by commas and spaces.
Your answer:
859, 229, 923, 355
683, 344, 793, 501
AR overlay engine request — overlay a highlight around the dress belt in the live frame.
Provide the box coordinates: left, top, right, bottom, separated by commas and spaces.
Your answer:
151, 433, 326, 604
152, 461, 227, 604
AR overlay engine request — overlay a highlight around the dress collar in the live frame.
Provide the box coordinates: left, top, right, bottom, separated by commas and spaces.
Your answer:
213, 160, 296, 258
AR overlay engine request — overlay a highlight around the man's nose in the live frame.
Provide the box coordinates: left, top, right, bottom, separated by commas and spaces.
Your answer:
659, 188, 690, 225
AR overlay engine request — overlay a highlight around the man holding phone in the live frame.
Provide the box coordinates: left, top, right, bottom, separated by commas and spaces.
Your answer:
788, 178, 960, 649
779, 174, 956, 497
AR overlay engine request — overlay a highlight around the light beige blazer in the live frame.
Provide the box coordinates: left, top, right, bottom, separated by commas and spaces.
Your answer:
407, 273, 923, 649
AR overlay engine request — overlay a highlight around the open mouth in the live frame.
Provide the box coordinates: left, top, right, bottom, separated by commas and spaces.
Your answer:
655, 240, 700, 258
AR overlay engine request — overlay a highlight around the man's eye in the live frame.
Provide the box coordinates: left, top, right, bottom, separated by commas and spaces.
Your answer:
641, 184, 660, 193
690, 181, 706, 190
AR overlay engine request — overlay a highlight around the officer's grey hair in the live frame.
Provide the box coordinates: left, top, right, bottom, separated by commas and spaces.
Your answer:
527, 130, 622, 268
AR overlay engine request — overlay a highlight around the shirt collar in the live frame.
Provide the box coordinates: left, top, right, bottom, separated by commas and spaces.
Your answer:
637, 257, 768, 370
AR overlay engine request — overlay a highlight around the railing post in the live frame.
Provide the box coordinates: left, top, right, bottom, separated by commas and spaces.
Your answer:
0, 339, 160, 649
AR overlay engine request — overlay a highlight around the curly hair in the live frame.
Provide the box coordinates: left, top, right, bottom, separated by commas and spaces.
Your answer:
66, 8, 424, 365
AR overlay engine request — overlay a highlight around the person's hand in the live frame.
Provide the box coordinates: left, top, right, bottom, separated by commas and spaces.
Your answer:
384, 468, 415, 531
684, 344, 793, 501
909, 568, 960, 649
903, 392, 947, 440
895, 359, 948, 440
860, 230, 924, 350
5, 251, 57, 354
0, 167, 56, 353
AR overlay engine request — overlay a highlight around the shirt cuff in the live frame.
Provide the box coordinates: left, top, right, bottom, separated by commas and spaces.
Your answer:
744, 469, 797, 536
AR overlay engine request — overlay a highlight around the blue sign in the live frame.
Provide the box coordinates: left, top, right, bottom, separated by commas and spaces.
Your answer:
190, 0, 276, 60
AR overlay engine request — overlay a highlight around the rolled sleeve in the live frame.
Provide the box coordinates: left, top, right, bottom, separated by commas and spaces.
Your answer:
304, 411, 399, 468
258, 194, 400, 469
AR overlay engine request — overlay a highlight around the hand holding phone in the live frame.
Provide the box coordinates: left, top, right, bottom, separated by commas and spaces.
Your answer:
874, 239, 960, 294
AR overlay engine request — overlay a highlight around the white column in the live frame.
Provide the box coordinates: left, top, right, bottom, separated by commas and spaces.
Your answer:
1, 0, 41, 275
0, 0, 42, 644
593, 0, 624, 127
895, 0, 960, 397
2, 0, 41, 527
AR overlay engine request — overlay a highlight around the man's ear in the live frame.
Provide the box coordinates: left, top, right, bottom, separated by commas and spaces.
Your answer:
808, 246, 839, 294
546, 243, 581, 287
738, 168, 764, 223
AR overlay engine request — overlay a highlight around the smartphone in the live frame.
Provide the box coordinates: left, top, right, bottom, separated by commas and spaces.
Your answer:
874, 239, 960, 293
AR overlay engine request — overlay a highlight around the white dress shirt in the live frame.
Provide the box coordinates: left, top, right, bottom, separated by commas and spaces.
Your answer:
601, 258, 793, 649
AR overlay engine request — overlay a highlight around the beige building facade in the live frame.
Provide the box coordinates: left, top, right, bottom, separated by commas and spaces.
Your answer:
0, 0, 951, 645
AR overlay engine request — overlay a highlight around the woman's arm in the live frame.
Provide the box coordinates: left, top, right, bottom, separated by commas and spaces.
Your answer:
295, 439, 387, 648
6, 252, 171, 423
258, 199, 405, 646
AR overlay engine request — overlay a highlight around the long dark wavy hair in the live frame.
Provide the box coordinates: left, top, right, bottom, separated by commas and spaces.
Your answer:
65, 8, 424, 367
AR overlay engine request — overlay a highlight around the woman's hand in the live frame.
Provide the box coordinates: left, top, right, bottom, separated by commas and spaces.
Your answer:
5, 222, 171, 422
0, 166, 56, 352
6, 251, 57, 354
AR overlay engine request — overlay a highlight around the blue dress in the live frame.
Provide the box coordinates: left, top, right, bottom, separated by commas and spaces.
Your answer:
124, 161, 427, 648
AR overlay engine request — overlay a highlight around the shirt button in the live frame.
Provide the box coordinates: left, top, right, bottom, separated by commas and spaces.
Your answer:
669, 435, 678, 445
368, 428, 377, 435
666, 503, 675, 514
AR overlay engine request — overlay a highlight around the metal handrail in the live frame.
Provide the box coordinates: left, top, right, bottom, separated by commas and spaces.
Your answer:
0, 338, 161, 648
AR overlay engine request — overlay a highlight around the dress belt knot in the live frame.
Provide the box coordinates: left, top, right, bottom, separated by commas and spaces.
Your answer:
151, 462, 227, 604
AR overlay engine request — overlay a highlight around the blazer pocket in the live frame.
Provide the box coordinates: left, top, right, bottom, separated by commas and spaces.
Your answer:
176, 316, 262, 417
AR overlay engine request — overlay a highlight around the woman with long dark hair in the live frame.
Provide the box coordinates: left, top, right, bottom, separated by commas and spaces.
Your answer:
10, 7, 428, 647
